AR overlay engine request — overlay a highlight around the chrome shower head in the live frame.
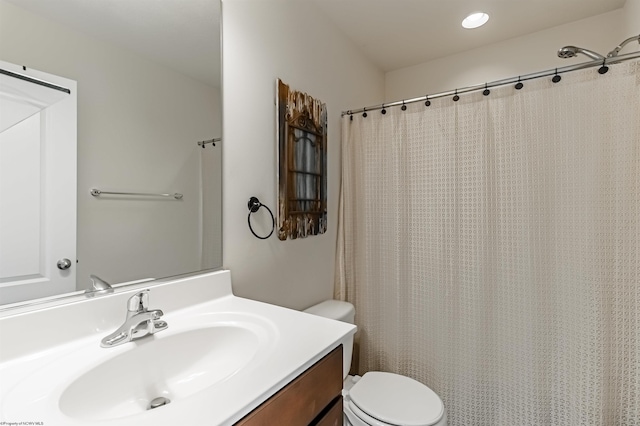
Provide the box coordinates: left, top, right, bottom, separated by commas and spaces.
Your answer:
557, 46, 578, 58
557, 46, 605, 61
607, 34, 640, 57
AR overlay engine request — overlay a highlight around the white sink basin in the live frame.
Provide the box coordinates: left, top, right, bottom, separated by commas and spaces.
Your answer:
0, 271, 356, 426
60, 324, 264, 421
3, 311, 277, 424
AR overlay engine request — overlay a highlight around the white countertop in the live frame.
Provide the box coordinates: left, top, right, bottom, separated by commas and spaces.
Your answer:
0, 270, 356, 426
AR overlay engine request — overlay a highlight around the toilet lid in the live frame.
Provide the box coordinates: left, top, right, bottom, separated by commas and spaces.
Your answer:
349, 372, 444, 426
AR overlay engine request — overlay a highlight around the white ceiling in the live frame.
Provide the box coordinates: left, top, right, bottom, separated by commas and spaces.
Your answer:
5, 0, 221, 87
5, 0, 626, 86
310, 0, 627, 72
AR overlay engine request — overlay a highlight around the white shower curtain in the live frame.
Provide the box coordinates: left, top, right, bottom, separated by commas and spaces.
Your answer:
336, 60, 640, 425
200, 143, 222, 270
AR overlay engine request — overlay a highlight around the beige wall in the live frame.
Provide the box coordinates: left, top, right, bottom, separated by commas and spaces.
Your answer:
0, 0, 222, 290
219, 1, 637, 310
221, 0, 384, 309
385, 9, 627, 101
624, 0, 640, 34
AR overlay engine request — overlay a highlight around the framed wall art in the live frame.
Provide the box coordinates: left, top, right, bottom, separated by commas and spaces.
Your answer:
276, 79, 327, 240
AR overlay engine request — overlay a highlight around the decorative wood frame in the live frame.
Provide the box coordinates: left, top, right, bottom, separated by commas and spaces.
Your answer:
276, 79, 327, 240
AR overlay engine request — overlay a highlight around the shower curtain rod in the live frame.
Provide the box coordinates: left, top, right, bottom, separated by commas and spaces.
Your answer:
197, 137, 221, 148
341, 50, 640, 116
0, 67, 71, 94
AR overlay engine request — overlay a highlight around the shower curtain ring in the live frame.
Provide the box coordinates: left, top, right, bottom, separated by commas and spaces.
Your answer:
363, 108, 368, 118
598, 60, 609, 74
425, 95, 431, 107
515, 77, 524, 90
552, 68, 562, 83
453, 90, 460, 102
381, 104, 386, 114
483, 83, 490, 96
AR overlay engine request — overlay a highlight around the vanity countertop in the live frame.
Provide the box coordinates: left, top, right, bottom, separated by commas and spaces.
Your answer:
0, 270, 356, 426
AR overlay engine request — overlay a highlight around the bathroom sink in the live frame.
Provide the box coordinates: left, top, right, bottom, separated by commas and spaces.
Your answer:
3, 312, 277, 424
0, 271, 355, 426
60, 325, 261, 421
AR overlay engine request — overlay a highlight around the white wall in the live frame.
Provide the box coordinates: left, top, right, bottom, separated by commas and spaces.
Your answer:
0, 0, 222, 291
221, 1, 634, 310
222, 0, 384, 309
624, 0, 640, 34
385, 9, 627, 101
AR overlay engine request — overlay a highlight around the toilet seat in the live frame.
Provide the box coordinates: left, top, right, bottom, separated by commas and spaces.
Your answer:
347, 372, 444, 426
347, 399, 398, 426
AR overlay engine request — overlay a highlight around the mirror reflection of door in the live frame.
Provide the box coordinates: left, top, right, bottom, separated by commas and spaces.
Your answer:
0, 60, 77, 305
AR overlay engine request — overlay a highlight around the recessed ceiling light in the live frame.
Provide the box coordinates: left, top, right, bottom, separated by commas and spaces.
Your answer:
462, 12, 489, 29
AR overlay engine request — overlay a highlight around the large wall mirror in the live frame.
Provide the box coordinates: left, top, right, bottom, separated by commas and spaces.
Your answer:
0, 0, 222, 307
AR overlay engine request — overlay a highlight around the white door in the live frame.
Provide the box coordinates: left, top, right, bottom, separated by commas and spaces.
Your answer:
0, 61, 77, 305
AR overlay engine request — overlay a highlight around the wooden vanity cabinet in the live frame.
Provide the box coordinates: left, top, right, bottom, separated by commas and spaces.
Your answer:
236, 345, 343, 426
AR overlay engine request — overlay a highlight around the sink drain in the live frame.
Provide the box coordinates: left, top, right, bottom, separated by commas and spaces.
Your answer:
148, 396, 171, 410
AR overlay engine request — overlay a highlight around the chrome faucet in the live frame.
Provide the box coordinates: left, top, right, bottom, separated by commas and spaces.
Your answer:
85, 274, 113, 297
101, 290, 168, 348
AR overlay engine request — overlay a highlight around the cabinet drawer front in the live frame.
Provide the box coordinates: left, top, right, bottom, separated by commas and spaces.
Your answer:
236, 345, 343, 426
313, 396, 343, 426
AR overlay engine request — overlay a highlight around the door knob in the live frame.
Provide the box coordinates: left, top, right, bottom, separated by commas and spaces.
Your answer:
57, 258, 72, 270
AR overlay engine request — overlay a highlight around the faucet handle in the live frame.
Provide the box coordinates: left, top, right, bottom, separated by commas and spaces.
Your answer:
127, 290, 149, 313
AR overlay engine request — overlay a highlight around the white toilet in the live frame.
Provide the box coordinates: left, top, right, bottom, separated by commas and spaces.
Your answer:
304, 300, 447, 426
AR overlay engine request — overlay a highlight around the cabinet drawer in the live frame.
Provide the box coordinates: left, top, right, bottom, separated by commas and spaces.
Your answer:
236, 345, 343, 426
313, 396, 342, 426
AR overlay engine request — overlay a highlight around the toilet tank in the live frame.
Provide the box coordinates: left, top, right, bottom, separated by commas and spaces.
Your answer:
304, 300, 355, 380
